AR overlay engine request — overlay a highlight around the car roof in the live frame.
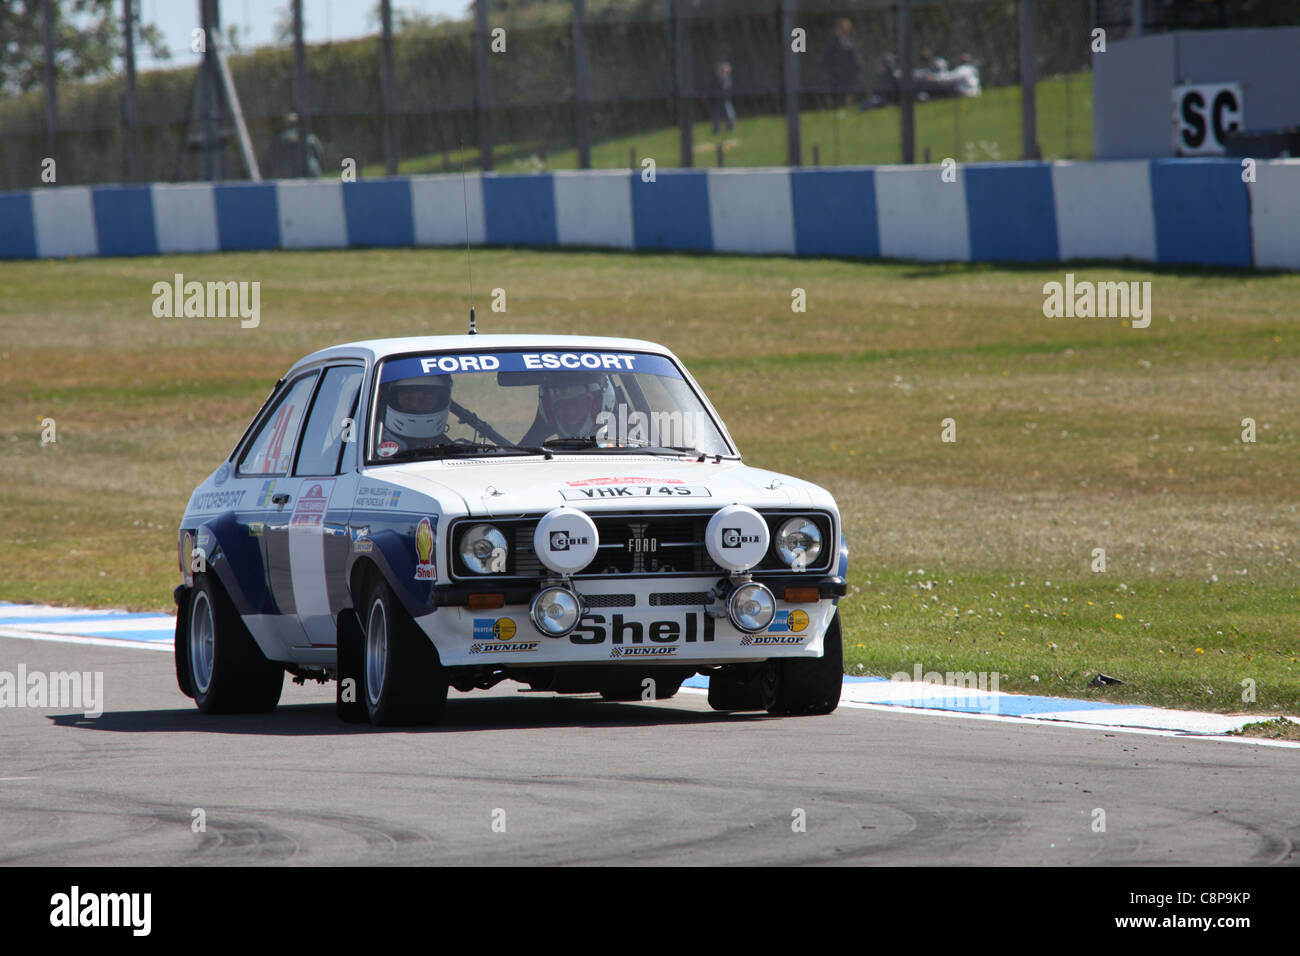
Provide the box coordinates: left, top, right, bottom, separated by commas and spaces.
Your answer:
286, 334, 676, 374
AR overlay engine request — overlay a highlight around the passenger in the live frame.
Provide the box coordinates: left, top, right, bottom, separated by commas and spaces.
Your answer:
524, 373, 616, 443
376, 374, 452, 455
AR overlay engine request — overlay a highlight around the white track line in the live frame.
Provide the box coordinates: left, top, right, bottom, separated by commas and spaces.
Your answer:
676, 687, 1300, 748
0, 627, 174, 653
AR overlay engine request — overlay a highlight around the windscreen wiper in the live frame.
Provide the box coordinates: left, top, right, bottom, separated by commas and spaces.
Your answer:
542, 436, 656, 453
541, 436, 601, 450
541, 436, 714, 457
386, 442, 552, 462
645, 445, 714, 458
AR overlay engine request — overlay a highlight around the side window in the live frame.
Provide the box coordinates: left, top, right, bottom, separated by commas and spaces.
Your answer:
295, 366, 364, 476
237, 373, 318, 477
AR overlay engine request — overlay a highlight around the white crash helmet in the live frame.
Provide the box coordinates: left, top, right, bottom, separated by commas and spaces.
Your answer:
383, 374, 452, 440
540, 374, 616, 438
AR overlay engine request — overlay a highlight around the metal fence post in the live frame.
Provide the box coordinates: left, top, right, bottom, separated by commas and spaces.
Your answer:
201, 0, 223, 181
475, 0, 494, 171
898, 0, 915, 164
573, 0, 592, 170
122, 0, 141, 182
42, 0, 59, 176
674, 0, 693, 168
1019, 0, 1040, 160
292, 0, 309, 178
781, 0, 801, 167
380, 0, 398, 176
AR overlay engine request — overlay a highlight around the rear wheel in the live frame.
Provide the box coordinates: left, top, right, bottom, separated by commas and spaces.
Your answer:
174, 587, 195, 698
362, 577, 447, 726
767, 610, 843, 716
187, 575, 284, 714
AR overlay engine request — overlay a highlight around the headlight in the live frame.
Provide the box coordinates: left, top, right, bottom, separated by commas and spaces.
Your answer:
458, 524, 508, 574
776, 517, 822, 569
728, 582, 776, 633
530, 586, 582, 637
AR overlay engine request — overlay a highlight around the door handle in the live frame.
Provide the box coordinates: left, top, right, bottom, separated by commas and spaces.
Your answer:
271, 493, 291, 506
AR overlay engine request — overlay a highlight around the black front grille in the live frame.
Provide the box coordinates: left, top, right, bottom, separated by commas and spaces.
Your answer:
513, 525, 543, 577
650, 591, 712, 606
452, 510, 833, 580
589, 515, 709, 575
583, 593, 636, 608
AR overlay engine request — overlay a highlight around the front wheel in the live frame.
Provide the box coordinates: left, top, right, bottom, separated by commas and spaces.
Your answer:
362, 577, 447, 726
707, 663, 778, 712
335, 609, 368, 723
767, 609, 843, 716
186, 575, 284, 713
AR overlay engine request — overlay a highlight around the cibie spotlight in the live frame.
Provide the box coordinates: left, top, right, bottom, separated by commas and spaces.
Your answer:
727, 581, 776, 633
529, 585, 582, 637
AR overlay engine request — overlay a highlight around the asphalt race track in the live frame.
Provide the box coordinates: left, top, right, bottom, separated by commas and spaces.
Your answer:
0, 636, 1295, 866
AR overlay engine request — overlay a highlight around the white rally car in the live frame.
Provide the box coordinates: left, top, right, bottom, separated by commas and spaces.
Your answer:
175, 334, 847, 724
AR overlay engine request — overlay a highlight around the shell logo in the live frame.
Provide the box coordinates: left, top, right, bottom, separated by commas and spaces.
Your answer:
415, 518, 434, 563
414, 517, 436, 581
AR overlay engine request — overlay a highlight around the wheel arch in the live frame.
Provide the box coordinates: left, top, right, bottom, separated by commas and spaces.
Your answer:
348, 555, 382, 610
349, 532, 430, 621
193, 513, 273, 617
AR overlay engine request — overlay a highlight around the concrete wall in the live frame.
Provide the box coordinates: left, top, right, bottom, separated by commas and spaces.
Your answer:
1094, 28, 1300, 160
0, 159, 1294, 270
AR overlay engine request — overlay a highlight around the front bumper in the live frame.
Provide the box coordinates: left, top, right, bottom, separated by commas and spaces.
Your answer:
417, 575, 843, 667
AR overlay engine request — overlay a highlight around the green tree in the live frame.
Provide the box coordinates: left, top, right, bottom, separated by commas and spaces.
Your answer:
0, 0, 170, 96
272, 2, 297, 45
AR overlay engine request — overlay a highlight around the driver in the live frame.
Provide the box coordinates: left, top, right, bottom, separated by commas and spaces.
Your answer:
376, 373, 452, 455
535, 372, 616, 441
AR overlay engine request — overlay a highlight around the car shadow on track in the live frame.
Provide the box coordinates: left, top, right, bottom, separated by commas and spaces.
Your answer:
45, 694, 778, 736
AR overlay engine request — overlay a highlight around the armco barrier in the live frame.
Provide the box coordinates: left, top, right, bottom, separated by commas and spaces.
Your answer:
0, 159, 1294, 270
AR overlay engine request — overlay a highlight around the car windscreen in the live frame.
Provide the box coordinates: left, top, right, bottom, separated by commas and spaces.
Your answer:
366, 349, 733, 463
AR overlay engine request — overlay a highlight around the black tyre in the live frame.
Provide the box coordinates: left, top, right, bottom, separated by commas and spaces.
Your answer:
599, 674, 684, 702
335, 609, 368, 723
767, 609, 843, 716
361, 576, 447, 726
707, 663, 778, 712
187, 575, 284, 714
174, 587, 195, 699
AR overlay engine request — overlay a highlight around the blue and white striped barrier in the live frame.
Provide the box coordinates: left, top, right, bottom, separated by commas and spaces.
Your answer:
1, 158, 1295, 269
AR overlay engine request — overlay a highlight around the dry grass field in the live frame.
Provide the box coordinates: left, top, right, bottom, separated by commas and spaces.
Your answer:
1, 248, 1296, 713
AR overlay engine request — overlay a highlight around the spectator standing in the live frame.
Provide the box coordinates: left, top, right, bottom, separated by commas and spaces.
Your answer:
821, 18, 864, 107
261, 112, 324, 179
952, 53, 981, 97
866, 52, 901, 108
710, 61, 736, 135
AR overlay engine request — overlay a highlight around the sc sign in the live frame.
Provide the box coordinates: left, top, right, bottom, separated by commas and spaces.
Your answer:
1173, 83, 1243, 156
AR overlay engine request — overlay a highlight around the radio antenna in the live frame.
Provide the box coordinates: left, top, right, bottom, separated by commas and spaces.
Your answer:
460, 141, 476, 336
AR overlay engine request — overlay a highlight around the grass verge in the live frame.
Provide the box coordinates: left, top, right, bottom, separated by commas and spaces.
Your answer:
0, 247, 1296, 715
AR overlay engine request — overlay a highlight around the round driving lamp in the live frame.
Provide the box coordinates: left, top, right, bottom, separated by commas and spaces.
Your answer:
728, 582, 776, 633
530, 586, 582, 637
